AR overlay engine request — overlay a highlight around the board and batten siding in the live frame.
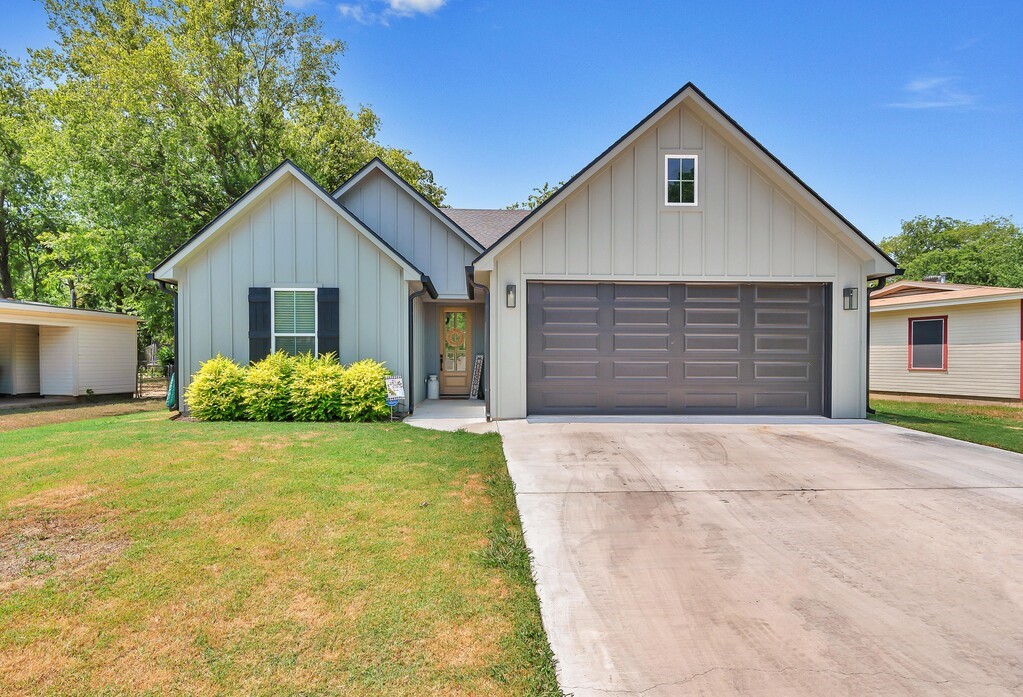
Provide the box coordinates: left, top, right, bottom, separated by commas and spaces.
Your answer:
177, 174, 409, 404
870, 300, 1022, 400
338, 169, 477, 299
488, 103, 873, 419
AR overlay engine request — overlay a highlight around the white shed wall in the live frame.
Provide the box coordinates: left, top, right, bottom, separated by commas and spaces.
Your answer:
77, 323, 138, 394
338, 169, 477, 299
0, 323, 12, 394
11, 324, 40, 394
177, 174, 410, 404
870, 300, 1021, 400
39, 325, 75, 396
487, 103, 873, 419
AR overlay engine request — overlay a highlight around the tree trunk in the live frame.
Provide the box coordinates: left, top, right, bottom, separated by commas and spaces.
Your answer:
0, 188, 14, 299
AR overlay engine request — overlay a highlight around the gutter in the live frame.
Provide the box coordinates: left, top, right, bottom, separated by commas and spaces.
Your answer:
465, 266, 491, 421
146, 273, 180, 412
865, 269, 904, 415
407, 275, 438, 416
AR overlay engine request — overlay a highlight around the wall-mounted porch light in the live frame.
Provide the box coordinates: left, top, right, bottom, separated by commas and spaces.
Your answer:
506, 284, 517, 308
842, 287, 859, 310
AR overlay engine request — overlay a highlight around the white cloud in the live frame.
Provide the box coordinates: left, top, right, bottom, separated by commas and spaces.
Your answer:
888, 75, 977, 110
337, 0, 446, 24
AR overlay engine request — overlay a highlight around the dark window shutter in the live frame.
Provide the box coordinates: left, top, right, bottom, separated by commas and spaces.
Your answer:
248, 287, 272, 363
317, 288, 340, 360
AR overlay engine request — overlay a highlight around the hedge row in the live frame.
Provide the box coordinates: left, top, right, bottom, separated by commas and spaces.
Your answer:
184, 352, 392, 422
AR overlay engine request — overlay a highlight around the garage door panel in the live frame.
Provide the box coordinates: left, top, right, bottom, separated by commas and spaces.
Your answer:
684, 284, 740, 301
755, 284, 812, 302
543, 332, 600, 351
614, 361, 670, 379
684, 308, 742, 326
615, 284, 671, 301
527, 282, 827, 416
754, 334, 811, 353
755, 309, 811, 328
613, 333, 670, 351
614, 308, 670, 326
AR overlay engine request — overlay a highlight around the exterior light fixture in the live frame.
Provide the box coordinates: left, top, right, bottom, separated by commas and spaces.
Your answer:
506, 284, 517, 308
842, 287, 859, 310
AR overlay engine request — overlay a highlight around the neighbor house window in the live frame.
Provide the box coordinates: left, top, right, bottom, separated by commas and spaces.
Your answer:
908, 316, 947, 370
665, 155, 698, 206
273, 289, 317, 355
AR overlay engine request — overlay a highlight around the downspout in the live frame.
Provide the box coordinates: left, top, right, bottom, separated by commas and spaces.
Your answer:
865, 269, 903, 415
146, 273, 180, 412
465, 266, 491, 422
407, 275, 438, 416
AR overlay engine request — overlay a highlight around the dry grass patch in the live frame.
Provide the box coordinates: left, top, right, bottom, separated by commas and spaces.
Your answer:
0, 485, 128, 592
0, 413, 561, 696
0, 398, 165, 432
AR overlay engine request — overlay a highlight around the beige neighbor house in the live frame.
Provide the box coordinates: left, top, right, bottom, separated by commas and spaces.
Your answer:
152, 83, 898, 418
0, 300, 140, 398
870, 280, 1023, 402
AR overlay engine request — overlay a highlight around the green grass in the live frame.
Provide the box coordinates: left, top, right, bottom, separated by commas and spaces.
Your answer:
0, 410, 561, 696
870, 399, 1023, 453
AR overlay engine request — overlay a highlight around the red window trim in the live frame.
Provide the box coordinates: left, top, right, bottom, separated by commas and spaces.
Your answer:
907, 315, 948, 371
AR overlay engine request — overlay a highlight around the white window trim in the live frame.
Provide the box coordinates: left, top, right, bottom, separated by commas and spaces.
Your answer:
271, 287, 319, 356
664, 154, 698, 207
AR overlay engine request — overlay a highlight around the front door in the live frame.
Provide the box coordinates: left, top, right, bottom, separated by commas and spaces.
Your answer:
440, 307, 471, 396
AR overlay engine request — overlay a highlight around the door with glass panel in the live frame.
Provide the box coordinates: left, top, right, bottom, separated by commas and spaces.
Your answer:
439, 308, 470, 395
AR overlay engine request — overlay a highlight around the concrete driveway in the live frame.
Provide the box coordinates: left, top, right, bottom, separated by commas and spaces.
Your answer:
498, 420, 1023, 696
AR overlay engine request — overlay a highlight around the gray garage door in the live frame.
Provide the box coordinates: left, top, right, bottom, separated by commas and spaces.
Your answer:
526, 282, 829, 415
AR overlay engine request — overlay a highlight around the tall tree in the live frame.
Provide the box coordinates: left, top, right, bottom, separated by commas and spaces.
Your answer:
0, 50, 53, 300
25, 0, 443, 339
881, 216, 1023, 287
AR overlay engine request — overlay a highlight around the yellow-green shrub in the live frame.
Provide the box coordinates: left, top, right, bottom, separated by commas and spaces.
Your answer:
339, 359, 391, 422
184, 354, 246, 421
288, 353, 346, 421
242, 351, 294, 421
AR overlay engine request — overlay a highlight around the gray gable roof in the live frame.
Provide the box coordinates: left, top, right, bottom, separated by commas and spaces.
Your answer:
443, 208, 530, 249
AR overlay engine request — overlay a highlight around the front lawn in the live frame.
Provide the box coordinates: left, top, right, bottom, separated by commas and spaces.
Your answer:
0, 411, 559, 695
870, 398, 1023, 453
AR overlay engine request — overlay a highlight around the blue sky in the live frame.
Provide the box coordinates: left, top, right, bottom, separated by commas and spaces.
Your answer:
2, 0, 1021, 242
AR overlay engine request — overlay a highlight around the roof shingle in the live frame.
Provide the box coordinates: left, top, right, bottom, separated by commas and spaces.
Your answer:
443, 208, 530, 249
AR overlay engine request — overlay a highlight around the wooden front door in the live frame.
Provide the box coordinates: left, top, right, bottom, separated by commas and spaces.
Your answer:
439, 307, 471, 395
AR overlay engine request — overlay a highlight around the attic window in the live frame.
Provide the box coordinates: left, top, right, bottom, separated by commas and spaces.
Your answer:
665, 155, 697, 206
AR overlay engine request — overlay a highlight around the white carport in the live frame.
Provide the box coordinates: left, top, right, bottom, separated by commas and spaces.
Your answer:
0, 300, 140, 397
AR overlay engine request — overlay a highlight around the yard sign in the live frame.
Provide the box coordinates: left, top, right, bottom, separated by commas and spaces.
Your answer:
469, 354, 484, 400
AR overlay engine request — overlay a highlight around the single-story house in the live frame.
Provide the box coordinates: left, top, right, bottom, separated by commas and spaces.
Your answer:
151, 83, 898, 418
0, 300, 141, 397
870, 280, 1023, 401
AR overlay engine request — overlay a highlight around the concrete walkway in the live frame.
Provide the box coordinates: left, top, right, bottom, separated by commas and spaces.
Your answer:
500, 420, 1023, 696
403, 399, 496, 433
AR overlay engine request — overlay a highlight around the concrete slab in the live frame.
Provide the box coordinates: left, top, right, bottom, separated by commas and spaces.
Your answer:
404, 398, 496, 433
500, 420, 1023, 696
0, 396, 76, 411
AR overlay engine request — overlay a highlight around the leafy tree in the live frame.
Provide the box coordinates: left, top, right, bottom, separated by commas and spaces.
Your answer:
21, 0, 443, 341
0, 50, 56, 300
880, 216, 1023, 287
506, 181, 564, 210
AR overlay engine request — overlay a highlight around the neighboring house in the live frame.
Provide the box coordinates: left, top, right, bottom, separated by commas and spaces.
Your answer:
0, 300, 140, 397
870, 280, 1023, 401
151, 83, 897, 418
